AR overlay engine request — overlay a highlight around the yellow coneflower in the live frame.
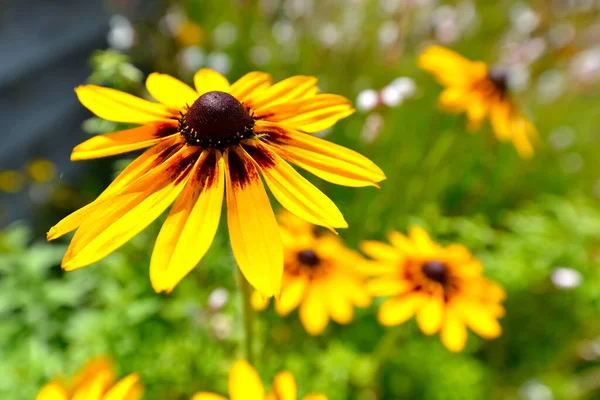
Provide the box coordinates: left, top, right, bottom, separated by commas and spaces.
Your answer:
47, 69, 385, 297
192, 360, 326, 400
36, 357, 142, 400
252, 212, 372, 335
419, 45, 538, 158
363, 226, 505, 352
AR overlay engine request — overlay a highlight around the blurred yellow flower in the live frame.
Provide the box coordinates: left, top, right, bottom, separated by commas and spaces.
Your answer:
47, 68, 385, 297
252, 213, 372, 335
0, 170, 25, 193
176, 21, 204, 47
36, 357, 142, 400
363, 226, 505, 352
419, 45, 538, 158
192, 360, 326, 400
28, 159, 57, 183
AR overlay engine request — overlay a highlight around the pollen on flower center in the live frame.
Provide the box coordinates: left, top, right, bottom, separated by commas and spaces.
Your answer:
487, 67, 508, 93
422, 260, 447, 284
297, 249, 321, 268
179, 91, 255, 149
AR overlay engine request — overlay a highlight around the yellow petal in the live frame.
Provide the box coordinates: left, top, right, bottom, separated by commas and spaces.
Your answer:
490, 101, 512, 141
324, 278, 354, 324
510, 115, 536, 159
299, 281, 329, 335
302, 395, 328, 400
259, 123, 385, 187
258, 94, 354, 133
378, 292, 425, 326
457, 300, 502, 339
191, 393, 229, 400
250, 76, 318, 111
194, 69, 230, 96
229, 360, 265, 400
387, 230, 413, 254
36, 383, 68, 400
440, 309, 468, 352
466, 95, 489, 131
146, 72, 199, 110
230, 71, 273, 102
225, 147, 283, 297
62, 146, 196, 271
275, 276, 308, 316
150, 150, 225, 293
271, 371, 297, 400
251, 290, 271, 310
416, 294, 445, 335
367, 278, 411, 297
408, 226, 436, 253
48, 137, 183, 241
72, 369, 113, 400
360, 240, 401, 262
75, 85, 173, 124
71, 122, 178, 161
245, 141, 347, 230
439, 87, 469, 112
103, 374, 143, 400
418, 45, 485, 87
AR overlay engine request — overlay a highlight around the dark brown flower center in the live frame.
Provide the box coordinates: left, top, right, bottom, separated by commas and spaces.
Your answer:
487, 67, 508, 93
422, 260, 447, 284
297, 249, 321, 268
179, 91, 255, 149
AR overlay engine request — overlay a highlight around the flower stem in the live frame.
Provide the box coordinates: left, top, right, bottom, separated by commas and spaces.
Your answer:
237, 268, 254, 364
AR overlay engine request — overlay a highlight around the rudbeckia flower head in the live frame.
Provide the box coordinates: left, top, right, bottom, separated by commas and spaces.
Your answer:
36, 357, 142, 400
363, 226, 505, 352
419, 45, 538, 158
252, 212, 372, 335
192, 360, 327, 400
48, 69, 385, 297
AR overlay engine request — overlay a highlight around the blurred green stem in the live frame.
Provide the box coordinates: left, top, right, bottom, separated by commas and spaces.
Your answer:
237, 267, 254, 364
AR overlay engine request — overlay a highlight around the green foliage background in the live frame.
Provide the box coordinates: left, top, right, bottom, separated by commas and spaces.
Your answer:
2, 0, 600, 399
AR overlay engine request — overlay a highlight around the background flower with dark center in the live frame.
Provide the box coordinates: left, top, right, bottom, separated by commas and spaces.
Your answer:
252, 212, 372, 335
36, 357, 142, 400
192, 360, 326, 400
419, 45, 538, 158
47, 69, 385, 297
362, 226, 505, 352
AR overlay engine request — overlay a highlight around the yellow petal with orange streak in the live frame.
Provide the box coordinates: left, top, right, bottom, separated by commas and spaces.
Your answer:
246, 141, 346, 230
250, 76, 318, 111
230, 71, 272, 102
225, 148, 283, 297
259, 123, 385, 187
61, 146, 197, 271
75, 85, 173, 124
47, 137, 182, 241
71, 122, 178, 161
150, 150, 225, 293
